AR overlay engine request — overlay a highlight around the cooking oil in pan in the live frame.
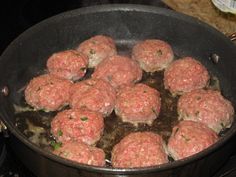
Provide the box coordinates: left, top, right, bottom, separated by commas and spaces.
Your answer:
14, 69, 180, 165
13, 55, 222, 167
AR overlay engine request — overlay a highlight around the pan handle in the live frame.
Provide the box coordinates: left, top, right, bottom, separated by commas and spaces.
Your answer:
0, 121, 8, 137
228, 32, 236, 42
0, 86, 10, 137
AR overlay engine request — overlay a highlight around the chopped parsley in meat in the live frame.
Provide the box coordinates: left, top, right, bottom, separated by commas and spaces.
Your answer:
80, 117, 88, 121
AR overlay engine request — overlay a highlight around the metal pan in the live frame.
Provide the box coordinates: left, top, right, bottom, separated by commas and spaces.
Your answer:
0, 4, 236, 177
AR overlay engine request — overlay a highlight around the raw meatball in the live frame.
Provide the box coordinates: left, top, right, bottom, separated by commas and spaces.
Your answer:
132, 39, 174, 72
70, 78, 116, 116
92, 55, 142, 89
53, 141, 105, 166
115, 83, 161, 125
47, 50, 88, 81
25, 74, 72, 111
164, 57, 210, 95
76, 35, 117, 68
51, 108, 104, 145
178, 89, 234, 133
167, 120, 218, 160
111, 132, 168, 168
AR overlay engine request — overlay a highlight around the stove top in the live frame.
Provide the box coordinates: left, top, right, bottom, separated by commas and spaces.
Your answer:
0, 1, 236, 177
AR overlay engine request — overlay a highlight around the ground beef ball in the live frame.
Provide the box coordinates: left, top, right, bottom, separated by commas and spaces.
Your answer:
164, 57, 210, 95
167, 120, 218, 160
115, 83, 161, 125
25, 74, 72, 111
178, 89, 234, 133
53, 141, 105, 166
111, 132, 168, 168
47, 50, 88, 81
70, 78, 116, 116
92, 55, 142, 89
76, 35, 117, 68
132, 39, 174, 72
51, 108, 104, 145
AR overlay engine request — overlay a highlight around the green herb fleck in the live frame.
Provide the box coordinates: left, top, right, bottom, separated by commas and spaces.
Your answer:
80, 117, 88, 121
107, 75, 113, 82
63, 152, 69, 157
38, 108, 51, 112
220, 122, 224, 128
50, 141, 62, 150
156, 49, 163, 56
196, 96, 201, 100
151, 108, 158, 116
36, 87, 41, 91
195, 111, 200, 116
91, 40, 97, 44
174, 127, 179, 136
89, 49, 96, 55
75, 53, 82, 57
80, 67, 86, 71
58, 130, 63, 136
181, 134, 190, 142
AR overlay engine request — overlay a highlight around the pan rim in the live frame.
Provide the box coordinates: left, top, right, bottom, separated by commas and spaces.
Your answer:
1, 3, 236, 174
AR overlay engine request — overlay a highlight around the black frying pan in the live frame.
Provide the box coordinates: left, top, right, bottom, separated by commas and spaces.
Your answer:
0, 4, 236, 177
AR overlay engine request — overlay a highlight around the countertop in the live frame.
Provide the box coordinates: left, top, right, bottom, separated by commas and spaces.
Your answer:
163, 0, 236, 36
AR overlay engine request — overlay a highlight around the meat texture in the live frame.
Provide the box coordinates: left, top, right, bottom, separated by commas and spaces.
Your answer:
112, 132, 168, 168
25, 74, 72, 111
92, 55, 142, 89
178, 89, 234, 133
70, 78, 116, 116
47, 50, 88, 81
115, 83, 161, 125
76, 35, 117, 68
167, 120, 218, 160
51, 108, 104, 145
132, 39, 174, 72
53, 141, 105, 166
164, 57, 209, 95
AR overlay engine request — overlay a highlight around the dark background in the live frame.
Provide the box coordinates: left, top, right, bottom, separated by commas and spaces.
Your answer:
0, 0, 166, 54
